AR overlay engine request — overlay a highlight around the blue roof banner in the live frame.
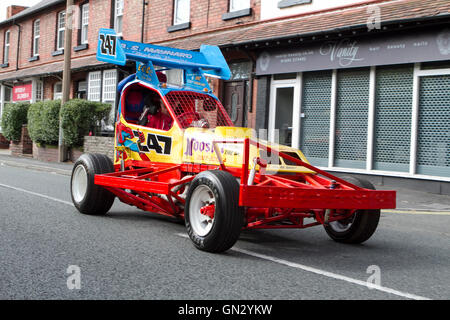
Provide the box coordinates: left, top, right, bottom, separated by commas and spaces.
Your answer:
96, 29, 231, 82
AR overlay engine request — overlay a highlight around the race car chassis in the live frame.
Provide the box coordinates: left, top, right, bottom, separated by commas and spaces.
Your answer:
94, 138, 396, 230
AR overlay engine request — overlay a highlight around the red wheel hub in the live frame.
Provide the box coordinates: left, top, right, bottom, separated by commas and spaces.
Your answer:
200, 204, 215, 219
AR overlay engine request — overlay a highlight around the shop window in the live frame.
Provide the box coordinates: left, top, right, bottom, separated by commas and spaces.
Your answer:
77, 80, 87, 99
373, 66, 413, 172
274, 87, 294, 146
273, 73, 297, 80
35, 80, 43, 101
417, 75, 450, 177
54, 82, 63, 100
334, 68, 370, 169
102, 69, 118, 131
57, 11, 65, 50
300, 71, 332, 167
0, 86, 12, 132
420, 61, 450, 70
229, 61, 252, 80
4, 86, 12, 102
33, 20, 40, 57
102, 69, 117, 103
88, 71, 101, 101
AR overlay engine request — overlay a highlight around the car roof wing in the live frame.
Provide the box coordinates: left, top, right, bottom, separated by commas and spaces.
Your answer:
97, 28, 231, 90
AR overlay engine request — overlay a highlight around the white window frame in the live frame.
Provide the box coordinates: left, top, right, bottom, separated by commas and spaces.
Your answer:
54, 82, 63, 100
32, 79, 43, 102
36, 80, 43, 102
102, 69, 117, 103
88, 71, 102, 101
1, 85, 12, 131
0, 85, 4, 132
268, 74, 301, 148
57, 11, 65, 50
174, 0, 190, 25
114, 0, 124, 35
230, 0, 250, 12
81, 3, 89, 45
4, 30, 10, 64
32, 20, 40, 57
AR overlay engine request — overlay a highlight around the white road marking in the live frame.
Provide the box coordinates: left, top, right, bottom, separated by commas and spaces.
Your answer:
176, 233, 431, 300
0, 182, 73, 206
383, 209, 450, 216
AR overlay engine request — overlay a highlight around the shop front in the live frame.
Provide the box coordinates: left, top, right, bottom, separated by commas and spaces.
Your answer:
256, 26, 450, 183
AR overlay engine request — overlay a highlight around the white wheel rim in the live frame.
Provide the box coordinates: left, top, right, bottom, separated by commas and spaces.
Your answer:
189, 185, 216, 237
72, 165, 88, 203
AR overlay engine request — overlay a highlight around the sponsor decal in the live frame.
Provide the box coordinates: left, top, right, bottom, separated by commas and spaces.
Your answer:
184, 137, 217, 157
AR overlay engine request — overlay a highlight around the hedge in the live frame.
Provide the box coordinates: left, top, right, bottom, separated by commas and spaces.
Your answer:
27, 99, 111, 148
27, 100, 61, 145
60, 99, 111, 147
0, 102, 29, 142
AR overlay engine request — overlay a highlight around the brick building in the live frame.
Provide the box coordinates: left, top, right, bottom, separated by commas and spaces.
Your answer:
0, 0, 144, 134
0, 0, 449, 191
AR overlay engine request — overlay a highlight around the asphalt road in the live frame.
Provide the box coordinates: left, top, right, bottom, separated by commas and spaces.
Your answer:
0, 163, 449, 300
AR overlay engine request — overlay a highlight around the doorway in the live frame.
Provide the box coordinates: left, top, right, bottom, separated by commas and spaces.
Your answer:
268, 75, 301, 148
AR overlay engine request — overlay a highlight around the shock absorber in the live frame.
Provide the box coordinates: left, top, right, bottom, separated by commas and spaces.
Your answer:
247, 157, 267, 185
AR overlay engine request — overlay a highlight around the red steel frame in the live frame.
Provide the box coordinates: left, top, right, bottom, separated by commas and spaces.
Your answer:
94, 138, 396, 230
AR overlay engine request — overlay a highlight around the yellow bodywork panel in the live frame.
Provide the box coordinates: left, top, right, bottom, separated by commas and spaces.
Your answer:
114, 116, 314, 174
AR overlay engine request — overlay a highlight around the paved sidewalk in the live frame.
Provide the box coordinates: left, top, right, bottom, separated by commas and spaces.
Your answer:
0, 153, 72, 176
1, 153, 450, 212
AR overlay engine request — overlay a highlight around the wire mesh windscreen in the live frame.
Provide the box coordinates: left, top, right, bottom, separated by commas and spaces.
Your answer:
165, 91, 233, 129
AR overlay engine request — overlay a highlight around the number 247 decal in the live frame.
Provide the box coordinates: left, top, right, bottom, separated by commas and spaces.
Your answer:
133, 131, 172, 155
99, 34, 117, 57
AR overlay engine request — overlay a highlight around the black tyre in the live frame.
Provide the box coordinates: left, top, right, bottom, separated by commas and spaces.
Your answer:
70, 153, 115, 215
185, 170, 244, 253
324, 176, 380, 244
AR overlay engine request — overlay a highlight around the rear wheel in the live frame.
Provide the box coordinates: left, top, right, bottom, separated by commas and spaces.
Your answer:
185, 170, 244, 253
70, 153, 115, 215
324, 176, 380, 244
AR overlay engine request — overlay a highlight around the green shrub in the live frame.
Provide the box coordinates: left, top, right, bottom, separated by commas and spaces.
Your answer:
0, 102, 29, 141
27, 100, 61, 145
27, 101, 45, 144
61, 99, 111, 147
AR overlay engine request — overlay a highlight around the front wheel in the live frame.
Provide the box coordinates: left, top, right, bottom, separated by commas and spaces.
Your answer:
324, 176, 381, 244
70, 153, 115, 215
185, 170, 244, 253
